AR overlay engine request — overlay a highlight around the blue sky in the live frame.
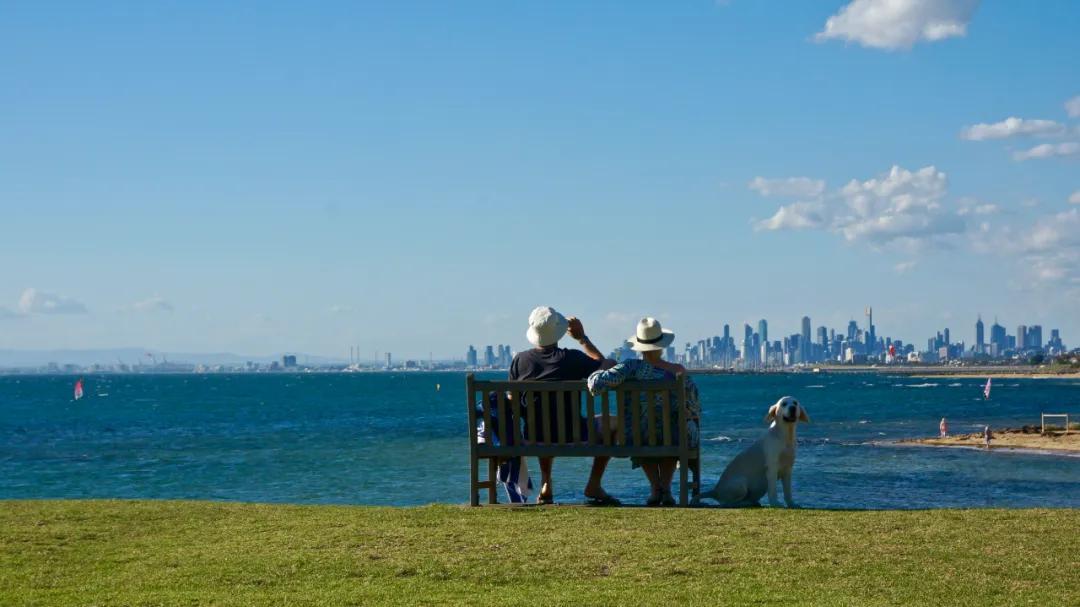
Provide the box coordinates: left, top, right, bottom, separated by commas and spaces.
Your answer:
2, 0, 1078, 359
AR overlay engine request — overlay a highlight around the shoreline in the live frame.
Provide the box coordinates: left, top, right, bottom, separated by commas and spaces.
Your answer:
896, 427, 1080, 456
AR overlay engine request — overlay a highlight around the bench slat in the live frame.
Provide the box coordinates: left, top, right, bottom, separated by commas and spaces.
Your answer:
527, 390, 537, 444
481, 388, 493, 445
497, 391, 508, 449
662, 390, 672, 446
556, 391, 567, 444
630, 389, 641, 448
572, 391, 583, 443
511, 392, 523, 446
615, 391, 626, 446
541, 391, 552, 444
586, 392, 597, 445
646, 390, 657, 447
601, 392, 612, 447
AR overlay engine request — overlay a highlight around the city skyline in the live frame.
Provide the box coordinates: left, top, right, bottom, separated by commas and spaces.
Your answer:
2, 2, 1079, 358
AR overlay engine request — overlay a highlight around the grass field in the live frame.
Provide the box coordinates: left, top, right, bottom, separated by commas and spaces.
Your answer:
2, 501, 1077, 606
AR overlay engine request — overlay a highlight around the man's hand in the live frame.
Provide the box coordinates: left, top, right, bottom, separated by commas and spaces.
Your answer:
567, 316, 586, 341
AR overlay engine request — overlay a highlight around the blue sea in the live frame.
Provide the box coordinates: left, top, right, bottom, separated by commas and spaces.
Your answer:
2, 372, 1078, 509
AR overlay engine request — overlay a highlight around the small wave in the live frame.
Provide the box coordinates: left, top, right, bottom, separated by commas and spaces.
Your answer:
806, 384, 826, 389
706, 435, 733, 442
97, 393, 109, 397
906, 383, 939, 388
858, 419, 871, 424
948, 383, 962, 387
863, 383, 875, 387
877, 432, 887, 436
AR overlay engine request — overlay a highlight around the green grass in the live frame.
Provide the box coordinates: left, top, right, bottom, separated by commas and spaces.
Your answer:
1, 501, 1077, 606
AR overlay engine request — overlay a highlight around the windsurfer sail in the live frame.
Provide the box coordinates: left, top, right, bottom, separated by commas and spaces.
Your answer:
74, 378, 85, 401
983, 377, 991, 400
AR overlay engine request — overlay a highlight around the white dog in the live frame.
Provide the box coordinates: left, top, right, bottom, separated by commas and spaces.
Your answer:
693, 396, 809, 508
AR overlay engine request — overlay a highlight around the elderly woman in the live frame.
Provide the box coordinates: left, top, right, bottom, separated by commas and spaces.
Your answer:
586, 318, 700, 506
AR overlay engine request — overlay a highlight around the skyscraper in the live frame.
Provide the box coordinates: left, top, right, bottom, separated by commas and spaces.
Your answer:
757, 319, 768, 344
801, 316, 812, 362
1028, 325, 1042, 350
990, 320, 1006, 353
866, 306, 875, 355
466, 345, 478, 367
1016, 325, 1027, 352
975, 315, 985, 354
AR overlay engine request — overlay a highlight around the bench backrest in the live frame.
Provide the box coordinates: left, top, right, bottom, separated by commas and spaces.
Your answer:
466, 373, 690, 449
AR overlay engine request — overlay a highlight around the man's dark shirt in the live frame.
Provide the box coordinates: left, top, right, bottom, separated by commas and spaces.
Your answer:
509, 347, 600, 442
508, 346, 601, 381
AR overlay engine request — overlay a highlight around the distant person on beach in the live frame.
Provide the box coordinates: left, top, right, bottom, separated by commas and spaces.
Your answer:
939, 418, 948, 438
587, 318, 700, 506
509, 306, 619, 506
983, 425, 992, 449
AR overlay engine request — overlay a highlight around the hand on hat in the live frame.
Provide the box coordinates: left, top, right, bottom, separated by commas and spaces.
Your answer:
567, 317, 586, 341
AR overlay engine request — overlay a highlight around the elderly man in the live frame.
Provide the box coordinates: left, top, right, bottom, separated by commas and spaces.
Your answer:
509, 306, 618, 505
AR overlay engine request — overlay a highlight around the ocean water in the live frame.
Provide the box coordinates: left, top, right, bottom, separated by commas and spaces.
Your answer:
1, 372, 1078, 509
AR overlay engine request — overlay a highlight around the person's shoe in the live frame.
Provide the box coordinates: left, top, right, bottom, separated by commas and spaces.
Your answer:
645, 493, 662, 507
584, 491, 621, 507
660, 491, 676, 507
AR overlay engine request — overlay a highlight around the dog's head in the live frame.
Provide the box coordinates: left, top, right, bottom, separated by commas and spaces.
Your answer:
765, 396, 810, 425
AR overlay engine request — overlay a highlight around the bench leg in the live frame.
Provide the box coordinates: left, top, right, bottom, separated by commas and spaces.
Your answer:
679, 455, 689, 506
487, 457, 498, 505
691, 457, 701, 499
470, 452, 480, 506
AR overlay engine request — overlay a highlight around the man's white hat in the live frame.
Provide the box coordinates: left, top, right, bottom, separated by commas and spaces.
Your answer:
526, 306, 569, 348
629, 317, 675, 352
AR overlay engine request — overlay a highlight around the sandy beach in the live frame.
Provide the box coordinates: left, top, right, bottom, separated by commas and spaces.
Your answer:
900, 428, 1080, 454
910, 373, 1080, 380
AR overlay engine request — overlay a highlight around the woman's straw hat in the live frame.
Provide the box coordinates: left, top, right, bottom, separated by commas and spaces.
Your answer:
629, 317, 674, 352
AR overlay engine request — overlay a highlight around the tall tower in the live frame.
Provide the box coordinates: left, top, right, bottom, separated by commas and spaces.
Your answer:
975, 315, 985, 354
758, 319, 768, 344
801, 316, 812, 363
865, 306, 875, 354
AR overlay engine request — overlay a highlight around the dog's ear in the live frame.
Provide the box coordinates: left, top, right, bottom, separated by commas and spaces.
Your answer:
764, 403, 780, 423
798, 405, 810, 423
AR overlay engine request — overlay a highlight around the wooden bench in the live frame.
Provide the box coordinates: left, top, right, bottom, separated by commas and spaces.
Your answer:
466, 373, 701, 506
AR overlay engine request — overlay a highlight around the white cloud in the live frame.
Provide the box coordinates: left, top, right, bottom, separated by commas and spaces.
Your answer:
328, 304, 355, 314
956, 200, 999, 216
17, 288, 87, 315
755, 201, 828, 231
1018, 209, 1080, 285
127, 296, 174, 313
815, 0, 979, 50
1012, 142, 1080, 161
747, 176, 826, 198
894, 260, 917, 274
757, 165, 968, 247
1066, 95, 1080, 119
1070, 191, 1080, 205
960, 117, 1066, 141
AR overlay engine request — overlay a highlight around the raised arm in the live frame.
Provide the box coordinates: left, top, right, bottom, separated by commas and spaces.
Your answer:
567, 316, 612, 365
